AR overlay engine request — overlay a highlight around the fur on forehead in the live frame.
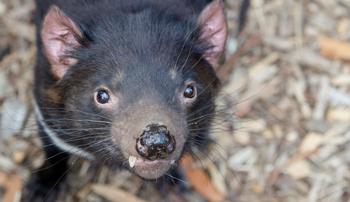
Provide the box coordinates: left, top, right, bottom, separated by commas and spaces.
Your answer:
41, 0, 226, 80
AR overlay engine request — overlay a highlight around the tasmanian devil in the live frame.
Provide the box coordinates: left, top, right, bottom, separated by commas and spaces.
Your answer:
25, 0, 233, 200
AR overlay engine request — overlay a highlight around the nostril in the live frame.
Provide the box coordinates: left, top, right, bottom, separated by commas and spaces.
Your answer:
136, 124, 176, 160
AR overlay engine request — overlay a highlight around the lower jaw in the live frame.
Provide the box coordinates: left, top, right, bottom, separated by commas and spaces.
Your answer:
132, 160, 174, 179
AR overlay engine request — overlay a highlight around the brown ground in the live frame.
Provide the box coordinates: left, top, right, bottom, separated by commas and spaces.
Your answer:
1, 0, 350, 202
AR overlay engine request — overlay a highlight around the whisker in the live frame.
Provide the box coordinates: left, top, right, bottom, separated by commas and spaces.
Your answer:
165, 173, 189, 186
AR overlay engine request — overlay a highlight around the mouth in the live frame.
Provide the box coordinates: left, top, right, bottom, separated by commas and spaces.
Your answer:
128, 155, 176, 179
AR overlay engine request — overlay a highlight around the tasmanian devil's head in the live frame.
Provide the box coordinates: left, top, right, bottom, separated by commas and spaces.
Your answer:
39, 0, 227, 179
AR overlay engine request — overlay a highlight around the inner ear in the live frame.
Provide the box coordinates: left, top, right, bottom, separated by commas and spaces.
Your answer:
41, 6, 84, 79
198, 0, 228, 69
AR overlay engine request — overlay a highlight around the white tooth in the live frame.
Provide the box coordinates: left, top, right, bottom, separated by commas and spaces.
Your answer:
129, 156, 137, 168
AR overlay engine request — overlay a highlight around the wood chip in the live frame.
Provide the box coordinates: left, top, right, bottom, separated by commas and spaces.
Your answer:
249, 53, 279, 85
299, 133, 323, 154
92, 184, 146, 202
13, 151, 26, 164
1, 0, 350, 201
286, 161, 310, 179
0, 99, 28, 138
327, 108, 350, 122
312, 76, 330, 120
207, 162, 227, 196
290, 48, 338, 74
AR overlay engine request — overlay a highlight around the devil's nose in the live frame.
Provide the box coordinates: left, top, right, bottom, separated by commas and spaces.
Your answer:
136, 124, 175, 160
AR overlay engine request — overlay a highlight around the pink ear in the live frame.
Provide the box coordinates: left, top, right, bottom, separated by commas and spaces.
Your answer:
41, 6, 83, 79
198, 0, 228, 69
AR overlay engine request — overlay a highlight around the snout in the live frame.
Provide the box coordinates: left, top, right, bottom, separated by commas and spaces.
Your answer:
136, 124, 176, 160
112, 102, 187, 179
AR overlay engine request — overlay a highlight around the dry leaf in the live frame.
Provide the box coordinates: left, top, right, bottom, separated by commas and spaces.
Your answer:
319, 36, 350, 61
180, 155, 225, 202
0, 171, 7, 187
250, 181, 264, 193
3, 174, 22, 202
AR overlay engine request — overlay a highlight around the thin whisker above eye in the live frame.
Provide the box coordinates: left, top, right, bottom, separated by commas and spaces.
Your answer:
179, 42, 194, 72
196, 77, 219, 98
183, 54, 204, 75
173, 23, 199, 72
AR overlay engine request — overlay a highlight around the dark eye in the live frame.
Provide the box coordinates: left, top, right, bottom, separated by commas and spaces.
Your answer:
96, 89, 110, 104
183, 84, 196, 99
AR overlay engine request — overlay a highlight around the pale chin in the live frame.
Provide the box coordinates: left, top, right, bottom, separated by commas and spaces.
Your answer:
134, 162, 172, 179
128, 156, 175, 179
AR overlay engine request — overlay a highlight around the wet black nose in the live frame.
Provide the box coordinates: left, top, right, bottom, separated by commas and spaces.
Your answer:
136, 124, 175, 160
